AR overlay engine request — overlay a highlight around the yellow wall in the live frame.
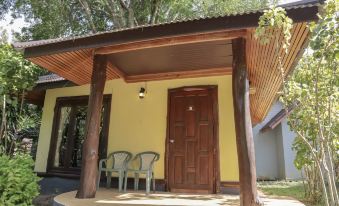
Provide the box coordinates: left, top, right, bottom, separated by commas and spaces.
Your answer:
35, 75, 239, 181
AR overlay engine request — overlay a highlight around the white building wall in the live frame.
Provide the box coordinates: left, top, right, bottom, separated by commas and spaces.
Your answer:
281, 118, 302, 179
253, 102, 302, 180
253, 103, 281, 180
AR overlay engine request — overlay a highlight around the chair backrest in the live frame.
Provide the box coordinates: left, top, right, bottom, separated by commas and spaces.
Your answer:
135, 151, 160, 171
107, 151, 132, 169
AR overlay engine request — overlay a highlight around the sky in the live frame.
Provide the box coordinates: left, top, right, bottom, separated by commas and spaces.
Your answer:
0, 13, 27, 42
0, 0, 302, 43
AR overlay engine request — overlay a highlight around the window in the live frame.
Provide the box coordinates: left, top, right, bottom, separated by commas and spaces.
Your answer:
47, 95, 111, 175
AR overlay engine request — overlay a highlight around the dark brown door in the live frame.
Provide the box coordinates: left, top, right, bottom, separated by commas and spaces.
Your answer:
168, 86, 217, 193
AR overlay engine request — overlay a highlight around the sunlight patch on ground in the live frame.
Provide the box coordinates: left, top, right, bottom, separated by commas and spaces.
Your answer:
95, 192, 238, 205
54, 189, 305, 206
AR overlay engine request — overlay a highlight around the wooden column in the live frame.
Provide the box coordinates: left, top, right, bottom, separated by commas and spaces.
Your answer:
76, 55, 107, 198
232, 38, 261, 206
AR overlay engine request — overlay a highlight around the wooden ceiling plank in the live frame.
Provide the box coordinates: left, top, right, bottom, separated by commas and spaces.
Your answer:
32, 57, 79, 82
73, 51, 121, 82
246, 32, 252, 78
62, 53, 94, 80
107, 62, 125, 79
245, 31, 252, 79
53, 53, 92, 83
255, 28, 285, 119
247, 31, 259, 119
284, 23, 308, 74
42, 55, 89, 84
95, 30, 246, 55
106, 65, 120, 79
248, 29, 279, 119
248, 30, 257, 81
249, 23, 303, 121
125, 67, 232, 83
72, 50, 95, 76
256, 24, 300, 118
55, 52, 92, 78
258, 23, 307, 120
263, 24, 307, 118
31, 57, 84, 85
254, 28, 278, 101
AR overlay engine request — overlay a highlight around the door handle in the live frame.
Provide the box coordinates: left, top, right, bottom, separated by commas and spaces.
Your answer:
169, 139, 175, 143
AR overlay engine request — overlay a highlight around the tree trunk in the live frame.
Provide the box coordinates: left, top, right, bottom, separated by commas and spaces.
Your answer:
0, 95, 6, 140
105, 0, 122, 28
118, 0, 135, 27
149, 0, 161, 24
78, 0, 97, 33
76, 55, 107, 198
232, 38, 261, 206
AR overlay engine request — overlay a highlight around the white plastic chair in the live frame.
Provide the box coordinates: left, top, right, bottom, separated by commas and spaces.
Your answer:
124, 151, 160, 194
97, 151, 132, 192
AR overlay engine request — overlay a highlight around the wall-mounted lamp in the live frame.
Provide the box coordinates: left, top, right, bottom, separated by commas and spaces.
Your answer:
249, 87, 256, 95
249, 81, 256, 95
139, 87, 146, 99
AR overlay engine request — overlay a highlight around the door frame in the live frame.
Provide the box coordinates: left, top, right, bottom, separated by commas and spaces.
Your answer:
165, 85, 220, 193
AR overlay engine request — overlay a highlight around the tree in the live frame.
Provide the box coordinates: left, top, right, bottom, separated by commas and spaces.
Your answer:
255, 1, 338, 205
0, 44, 42, 155
10, 0, 268, 40
0, 27, 9, 44
283, 1, 338, 205
0, 0, 13, 19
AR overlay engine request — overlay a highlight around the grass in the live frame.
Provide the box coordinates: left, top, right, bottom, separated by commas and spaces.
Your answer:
257, 181, 322, 206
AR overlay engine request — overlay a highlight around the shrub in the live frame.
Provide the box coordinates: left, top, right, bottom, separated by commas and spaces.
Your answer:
0, 154, 40, 206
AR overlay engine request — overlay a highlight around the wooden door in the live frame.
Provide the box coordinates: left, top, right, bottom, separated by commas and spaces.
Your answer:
167, 86, 217, 193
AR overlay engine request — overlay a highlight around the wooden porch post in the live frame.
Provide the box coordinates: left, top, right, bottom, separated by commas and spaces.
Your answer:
76, 55, 107, 198
232, 38, 261, 206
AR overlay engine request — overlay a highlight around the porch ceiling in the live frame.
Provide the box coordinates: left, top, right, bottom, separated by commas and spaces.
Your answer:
246, 22, 309, 123
14, 1, 319, 123
26, 23, 309, 123
108, 40, 232, 76
27, 31, 238, 85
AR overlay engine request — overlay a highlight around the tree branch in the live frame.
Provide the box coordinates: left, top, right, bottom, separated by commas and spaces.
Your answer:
78, 0, 97, 33
105, 0, 122, 28
118, 0, 135, 27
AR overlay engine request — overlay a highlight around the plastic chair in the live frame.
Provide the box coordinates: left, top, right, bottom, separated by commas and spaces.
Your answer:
97, 151, 132, 192
124, 151, 160, 194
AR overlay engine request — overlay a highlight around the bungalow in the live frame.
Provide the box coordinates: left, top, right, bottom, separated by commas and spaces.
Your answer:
14, 0, 321, 205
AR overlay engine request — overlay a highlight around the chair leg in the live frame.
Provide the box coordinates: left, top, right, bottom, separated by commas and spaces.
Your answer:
118, 171, 123, 192
146, 172, 150, 195
97, 170, 102, 189
106, 172, 112, 188
152, 172, 155, 192
124, 171, 128, 192
134, 173, 139, 190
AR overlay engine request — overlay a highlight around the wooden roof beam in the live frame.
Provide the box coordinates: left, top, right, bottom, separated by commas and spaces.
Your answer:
95, 30, 246, 55
124, 67, 232, 83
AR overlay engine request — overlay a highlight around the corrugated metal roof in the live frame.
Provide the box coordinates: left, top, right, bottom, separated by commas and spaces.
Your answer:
36, 74, 65, 84
12, 0, 321, 49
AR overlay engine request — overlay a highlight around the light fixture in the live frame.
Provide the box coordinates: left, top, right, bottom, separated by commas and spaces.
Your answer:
249, 87, 256, 94
139, 87, 146, 99
249, 81, 256, 95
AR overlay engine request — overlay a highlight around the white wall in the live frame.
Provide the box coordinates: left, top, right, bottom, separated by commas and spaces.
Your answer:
281, 118, 302, 179
253, 102, 302, 180
253, 103, 282, 180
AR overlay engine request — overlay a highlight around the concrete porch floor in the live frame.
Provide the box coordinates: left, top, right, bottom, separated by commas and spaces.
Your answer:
53, 189, 305, 206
